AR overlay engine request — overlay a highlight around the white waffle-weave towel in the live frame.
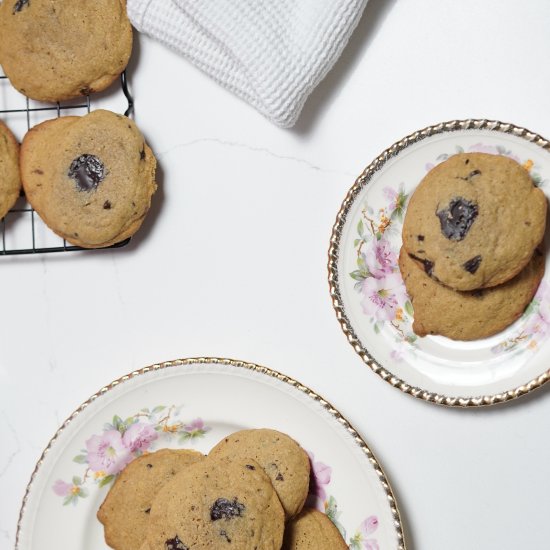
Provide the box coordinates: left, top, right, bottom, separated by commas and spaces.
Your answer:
127, 0, 368, 127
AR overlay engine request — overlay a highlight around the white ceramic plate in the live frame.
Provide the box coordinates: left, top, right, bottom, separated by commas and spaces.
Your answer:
329, 119, 550, 407
16, 358, 405, 549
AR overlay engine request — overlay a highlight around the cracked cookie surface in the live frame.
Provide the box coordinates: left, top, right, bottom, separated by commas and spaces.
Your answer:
402, 153, 547, 290
0, 0, 132, 102
98, 449, 204, 550
399, 247, 545, 340
20, 109, 157, 248
282, 508, 348, 550
145, 456, 285, 550
208, 428, 310, 520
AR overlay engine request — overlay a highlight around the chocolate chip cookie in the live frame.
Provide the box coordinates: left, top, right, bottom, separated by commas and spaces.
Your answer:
282, 508, 348, 550
208, 429, 310, 520
0, 120, 21, 219
402, 153, 547, 290
146, 456, 285, 550
20, 109, 157, 248
0, 0, 132, 102
98, 449, 205, 550
399, 247, 545, 340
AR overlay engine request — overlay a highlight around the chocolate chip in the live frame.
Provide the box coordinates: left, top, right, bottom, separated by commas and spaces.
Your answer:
146, 463, 153, 468
32, 168, 43, 175
210, 498, 245, 521
165, 536, 188, 550
219, 530, 231, 543
275, 473, 284, 481
471, 289, 484, 298
463, 255, 482, 274
103, 200, 112, 210
140, 147, 146, 160
465, 158, 470, 165
417, 235, 425, 241
245, 464, 255, 470
144, 507, 151, 514
436, 198, 478, 241
457, 169, 481, 181
68, 154, 105, 192
410, 254, 434, 276
13, 0, 29, 14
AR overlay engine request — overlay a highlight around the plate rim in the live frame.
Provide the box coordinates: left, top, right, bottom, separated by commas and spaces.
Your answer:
328, 118, 550, 408
15, 356, 407, 549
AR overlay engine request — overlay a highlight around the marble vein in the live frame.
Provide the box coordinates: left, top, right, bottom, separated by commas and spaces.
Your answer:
0, 411, 21, 479
157, 137, 354, 177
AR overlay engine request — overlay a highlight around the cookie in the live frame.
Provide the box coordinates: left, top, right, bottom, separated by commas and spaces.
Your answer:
208, 428, 310, 520
146, 456, 285, 550
0, 0, 132, 102
0, 120, 21, 219
399, 247, 545, 340
98, 449, 205, 550
402, 153, 547, 290
20, 109, 157, 248
282, 508, 348, 550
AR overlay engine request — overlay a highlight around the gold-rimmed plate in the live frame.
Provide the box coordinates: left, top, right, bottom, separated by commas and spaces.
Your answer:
16, 357, 406, 549
329, 120, 550, 407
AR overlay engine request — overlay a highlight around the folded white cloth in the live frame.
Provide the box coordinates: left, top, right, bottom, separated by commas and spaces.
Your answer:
127, 0, 368, 127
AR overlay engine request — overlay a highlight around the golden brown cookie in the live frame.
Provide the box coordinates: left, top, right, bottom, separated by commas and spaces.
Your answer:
98, 449, 205, 550
20, 109, 157, 248
0, 0, 132, 102
402, 153, 547, 290
146, 456, 285, 550
208, 428, 310, 520
282, 508, 348, 550
0, 120, 21, 219
399, 247, 545, 340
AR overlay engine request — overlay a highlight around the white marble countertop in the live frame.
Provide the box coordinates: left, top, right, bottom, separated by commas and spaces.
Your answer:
2, 0, 550, 548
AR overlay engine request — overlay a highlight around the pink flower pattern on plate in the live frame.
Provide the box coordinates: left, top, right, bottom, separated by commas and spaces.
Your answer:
52, 405, 211, 506
86, 430, 133, 475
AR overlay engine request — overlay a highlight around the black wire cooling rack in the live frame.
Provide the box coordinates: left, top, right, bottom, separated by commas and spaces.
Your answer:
0, 71, 134, 255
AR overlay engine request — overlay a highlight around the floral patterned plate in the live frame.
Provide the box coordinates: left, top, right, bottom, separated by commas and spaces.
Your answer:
329, 120, 550, 407
16, 358, 405, 550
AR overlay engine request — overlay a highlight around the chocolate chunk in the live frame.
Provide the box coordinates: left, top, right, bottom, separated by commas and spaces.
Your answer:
13, 0, 29, 13
68, 154, 105, 192
165, 536, 188, 550
275, 473, 284, 481
417, 235, 425, 241
103, 200, 112, 210
436, 198, 478, 241
463, 255, 482, 274
409, 254, 434, 276
210, 498, 245, 521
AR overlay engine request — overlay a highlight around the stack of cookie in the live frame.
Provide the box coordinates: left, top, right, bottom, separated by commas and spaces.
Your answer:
98, 429, 348, 550
400, 152, 547, 340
